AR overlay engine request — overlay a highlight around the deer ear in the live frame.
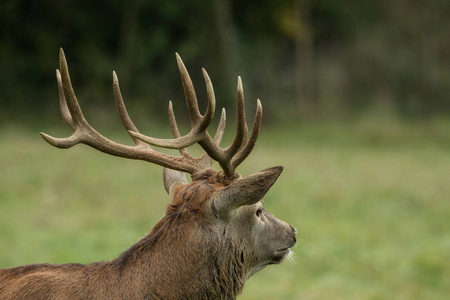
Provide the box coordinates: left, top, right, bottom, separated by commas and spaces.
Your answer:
163, 168, 188, 196
212, 166, 283, 219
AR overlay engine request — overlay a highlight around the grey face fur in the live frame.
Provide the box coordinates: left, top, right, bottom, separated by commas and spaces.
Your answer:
227, 203, 297, 277
165, 166, 297, 280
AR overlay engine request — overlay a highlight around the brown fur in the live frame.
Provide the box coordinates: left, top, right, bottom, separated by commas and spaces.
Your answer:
0, 169, 296, 299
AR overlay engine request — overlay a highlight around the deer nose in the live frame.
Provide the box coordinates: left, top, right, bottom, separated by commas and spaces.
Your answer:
290, 225, 297, 235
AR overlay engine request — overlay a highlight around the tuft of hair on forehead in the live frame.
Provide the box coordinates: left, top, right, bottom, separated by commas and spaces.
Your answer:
191, 169, 241, 186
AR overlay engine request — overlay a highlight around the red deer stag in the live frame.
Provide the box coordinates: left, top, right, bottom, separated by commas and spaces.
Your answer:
0, 49, 297, 299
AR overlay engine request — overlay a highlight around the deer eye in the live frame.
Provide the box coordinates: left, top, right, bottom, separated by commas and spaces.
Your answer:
256, 208, 263, 217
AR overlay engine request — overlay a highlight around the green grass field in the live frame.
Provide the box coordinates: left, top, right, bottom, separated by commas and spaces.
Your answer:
1, 118, 449, 299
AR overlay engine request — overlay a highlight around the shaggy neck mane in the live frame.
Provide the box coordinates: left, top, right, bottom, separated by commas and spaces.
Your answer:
113, 172, 250, 299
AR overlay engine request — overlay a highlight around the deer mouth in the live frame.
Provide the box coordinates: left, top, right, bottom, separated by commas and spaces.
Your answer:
276, 247, 290, 254
275, 248, 290, 256
272, 245, 294, 263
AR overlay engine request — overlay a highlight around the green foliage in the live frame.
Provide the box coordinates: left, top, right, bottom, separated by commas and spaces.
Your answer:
1, 118, 449, 299
1, 0, 450, 123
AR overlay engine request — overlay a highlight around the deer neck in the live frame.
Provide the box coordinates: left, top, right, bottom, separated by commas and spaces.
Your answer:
113, 216, 249, 299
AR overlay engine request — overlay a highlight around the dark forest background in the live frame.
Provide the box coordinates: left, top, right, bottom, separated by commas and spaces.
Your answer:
1, 0, 450, 125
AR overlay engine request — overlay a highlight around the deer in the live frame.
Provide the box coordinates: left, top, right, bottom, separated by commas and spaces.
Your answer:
0, 48, 297, 300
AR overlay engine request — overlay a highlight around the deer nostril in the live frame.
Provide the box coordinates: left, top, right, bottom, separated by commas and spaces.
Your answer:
290, 225, 297, 235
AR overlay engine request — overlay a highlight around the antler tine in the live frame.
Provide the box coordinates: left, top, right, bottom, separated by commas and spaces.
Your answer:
214, 108, 226, 144
176, 53, 201, 123
41, 49, 87, 148
58, 48, 85, 125
198, 108, 227, 167
112, 71, 148, 147
223, 76, 248, 156
231, 99, 262, 170
200, 68, 216, 131
40, 131, 81, 149
40, 68, 83, 148
236, 77, 249, 151
168, 101, 189, 156
56, 69, 74, 128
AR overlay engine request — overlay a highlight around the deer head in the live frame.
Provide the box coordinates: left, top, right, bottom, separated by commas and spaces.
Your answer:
0, 49, 296, 299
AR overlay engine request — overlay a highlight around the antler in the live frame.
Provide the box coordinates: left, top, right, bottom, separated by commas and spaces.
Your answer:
130, 54, 262, 178
41, 48, 262, 179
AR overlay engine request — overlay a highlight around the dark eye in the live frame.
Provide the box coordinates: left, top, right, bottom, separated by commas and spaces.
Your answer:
256, 208, 263, 217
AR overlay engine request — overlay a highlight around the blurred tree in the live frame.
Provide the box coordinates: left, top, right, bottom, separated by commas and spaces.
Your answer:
295, 0, 316, 115
211, 0, 239, 108
1, 0, 450, 124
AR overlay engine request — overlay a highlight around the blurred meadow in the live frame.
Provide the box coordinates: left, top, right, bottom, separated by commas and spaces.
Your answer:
1, 118, 450, 299
1, 1, 450, 299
